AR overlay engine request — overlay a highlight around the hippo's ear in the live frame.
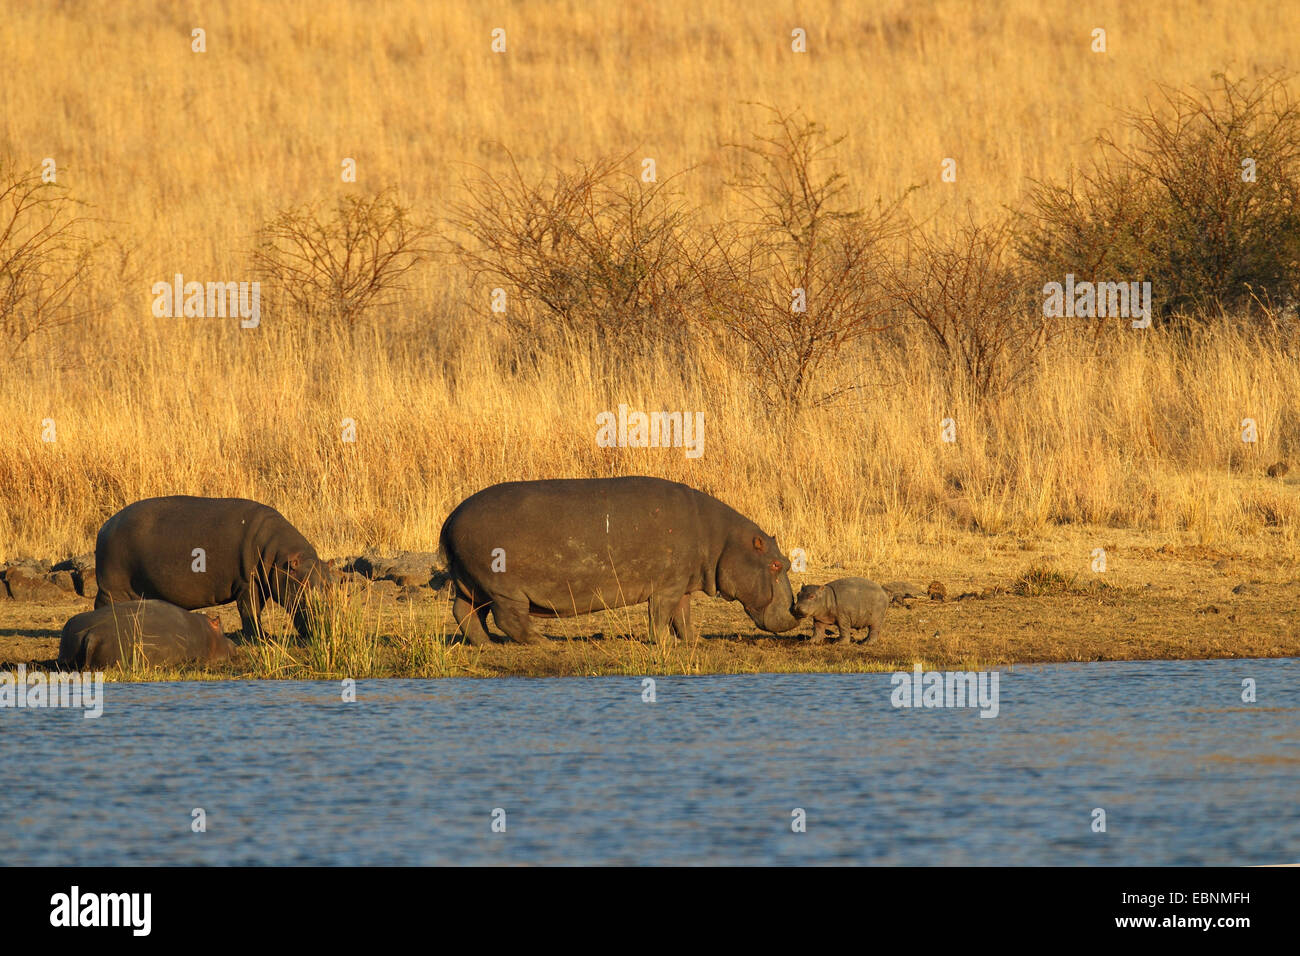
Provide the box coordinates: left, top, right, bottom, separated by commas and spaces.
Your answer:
752, 535, 766, 553
206, 614, 221, 632
285, 551, 302, 571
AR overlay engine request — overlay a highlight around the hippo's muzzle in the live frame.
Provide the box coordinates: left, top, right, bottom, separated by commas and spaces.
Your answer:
743, 597, 801, 634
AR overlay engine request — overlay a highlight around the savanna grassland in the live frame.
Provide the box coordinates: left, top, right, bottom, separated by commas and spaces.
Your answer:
2, 0, 1300, 677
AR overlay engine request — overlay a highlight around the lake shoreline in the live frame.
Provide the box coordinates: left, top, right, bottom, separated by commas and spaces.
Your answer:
4, 617, 1297, 682
5, 528, 1297, 681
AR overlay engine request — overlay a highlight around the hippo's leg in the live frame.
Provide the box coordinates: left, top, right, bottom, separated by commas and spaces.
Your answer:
836, 623, 853, 644
289, 601, 314, 642
864, 620, 882, 643
670, 594, 693, 642
93, 578, 139, 609
490, 597, 547, 646
236, 587, 264, 641
452, 593, 493, 646
807, 619, 828, 644
648, 593, 691, 642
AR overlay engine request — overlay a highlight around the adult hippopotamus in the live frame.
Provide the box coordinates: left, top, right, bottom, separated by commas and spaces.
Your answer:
439, 476, 801, 645
94, 496, 332, 640
58, 599, 236, 670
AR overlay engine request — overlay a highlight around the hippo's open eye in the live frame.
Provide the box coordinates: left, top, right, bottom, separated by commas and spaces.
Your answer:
769, 560, 781, 574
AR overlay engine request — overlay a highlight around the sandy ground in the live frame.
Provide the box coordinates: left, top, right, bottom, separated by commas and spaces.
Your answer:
3, 526, 1297, 677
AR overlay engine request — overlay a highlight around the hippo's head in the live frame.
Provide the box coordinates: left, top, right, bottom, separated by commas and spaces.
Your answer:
272, 550, 331, 590
269, 550, 330, 616
794, 584, 824, 617
717, 530, 800, 633
204, 615, 232, 657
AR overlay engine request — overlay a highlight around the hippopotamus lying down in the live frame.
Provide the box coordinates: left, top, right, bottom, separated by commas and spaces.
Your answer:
94, 496, 333, 640
439, 476, 802, 645
58, 600, 235, 670
794, 578, 888, 644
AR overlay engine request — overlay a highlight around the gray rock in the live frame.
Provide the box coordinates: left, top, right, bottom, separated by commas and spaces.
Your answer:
881, 580, 925, 606
371, 579, 401, 598
881, 580, 924, 597
52, 552, 96, 596
52, 552, 95, 574
343, 551, 440, 588
3, 565, 74, 603
49, 570, 77, 593
338, 570, 370, 589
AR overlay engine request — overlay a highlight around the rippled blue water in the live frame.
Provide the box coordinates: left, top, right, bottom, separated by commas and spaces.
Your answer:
1, 659, 1296, 865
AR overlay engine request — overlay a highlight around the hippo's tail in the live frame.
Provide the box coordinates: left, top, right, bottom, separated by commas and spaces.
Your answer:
432, 525, 453, 595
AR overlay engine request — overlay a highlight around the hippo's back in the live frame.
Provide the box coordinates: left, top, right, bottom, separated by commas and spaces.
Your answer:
98, 496, 275, 542
440, 477, 727, 609
442, 477, 709, 546
827, 577, 887, 601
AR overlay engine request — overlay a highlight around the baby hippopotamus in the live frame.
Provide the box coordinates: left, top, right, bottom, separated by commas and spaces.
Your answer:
58, 600, 236, 670
794, 578, 888, 644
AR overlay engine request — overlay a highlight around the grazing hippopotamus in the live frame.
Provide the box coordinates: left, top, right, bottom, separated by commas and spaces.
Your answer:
94, 496, 333, 639
58, 600, 235, 670
794, 578, 888, 644
439, 476, 801, 645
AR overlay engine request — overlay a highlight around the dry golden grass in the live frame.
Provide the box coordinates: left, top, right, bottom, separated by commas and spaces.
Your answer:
2, 0, 1299, 579
5, 322, 1300, 570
